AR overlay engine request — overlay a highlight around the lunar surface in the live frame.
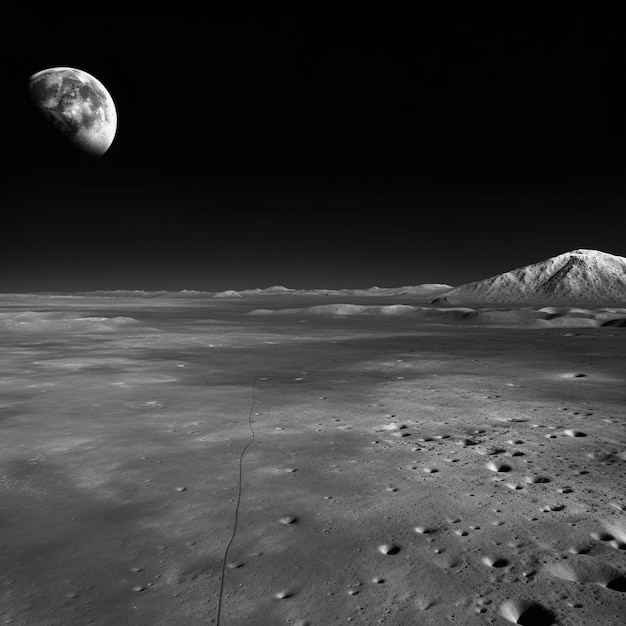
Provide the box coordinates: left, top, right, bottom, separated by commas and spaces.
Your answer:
28, 67, 117, 156
1, 289, 625, 625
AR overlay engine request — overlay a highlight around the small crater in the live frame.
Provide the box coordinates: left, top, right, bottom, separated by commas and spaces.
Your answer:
499, 599, 555, 625
487, 461, 512, 472
588, 452, 618, 463
379, 422, 407, 432
540, 504, 565, 512
546, 558, 626, 593
564, 429, 587, 437
517, 605, 557, 624
458, 438, 478, 447
482, 556, 510, 568
378, 543, 401, 555
416, 596, 436, 610
591, 532, 615, 542
525, 475, 551, 484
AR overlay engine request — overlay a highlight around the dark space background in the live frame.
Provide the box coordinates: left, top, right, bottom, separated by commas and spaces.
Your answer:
2, 13, 626, 292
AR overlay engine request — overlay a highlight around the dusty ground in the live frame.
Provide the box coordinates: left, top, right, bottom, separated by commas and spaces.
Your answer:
0, 295, 625, 625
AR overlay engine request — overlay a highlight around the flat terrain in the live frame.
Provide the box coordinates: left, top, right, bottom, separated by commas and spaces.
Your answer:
1, 295, 625, 625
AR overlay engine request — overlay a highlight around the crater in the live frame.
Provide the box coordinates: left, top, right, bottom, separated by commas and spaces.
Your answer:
499, 599, 555, 625
378, 543, 401, 555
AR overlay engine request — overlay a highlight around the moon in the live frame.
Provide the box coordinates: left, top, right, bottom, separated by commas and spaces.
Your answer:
28, 67, 117, 156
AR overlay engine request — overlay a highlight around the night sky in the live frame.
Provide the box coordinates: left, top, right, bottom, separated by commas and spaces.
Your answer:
3, 14, 626, 292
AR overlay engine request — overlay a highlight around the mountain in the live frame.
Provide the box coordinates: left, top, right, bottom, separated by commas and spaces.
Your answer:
434, 249, 626, 304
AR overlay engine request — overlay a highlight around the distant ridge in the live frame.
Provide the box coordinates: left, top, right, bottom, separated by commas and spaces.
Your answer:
213, 284, 452, 298
213, 289, 242, 298
435, 249, 626, 304
8, 284, 452, 298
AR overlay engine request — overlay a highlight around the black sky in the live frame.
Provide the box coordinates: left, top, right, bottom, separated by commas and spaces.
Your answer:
3, 14, 626, 292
